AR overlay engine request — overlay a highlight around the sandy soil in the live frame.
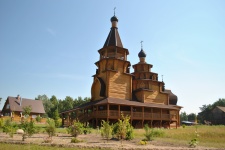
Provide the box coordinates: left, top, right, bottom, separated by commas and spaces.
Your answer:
0, 132, 219, 150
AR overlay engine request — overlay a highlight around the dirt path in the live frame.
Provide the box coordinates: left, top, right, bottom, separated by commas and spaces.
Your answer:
0, 132, 218, 150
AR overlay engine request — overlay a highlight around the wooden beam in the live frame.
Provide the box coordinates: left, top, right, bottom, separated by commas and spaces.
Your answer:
118, 105, 120, 119
142, 107, 144, 128
107, 104, 109, 121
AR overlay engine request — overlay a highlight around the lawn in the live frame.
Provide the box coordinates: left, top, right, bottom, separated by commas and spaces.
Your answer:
1, 124, 225, 149
0, 143, 106, 150
133, 125, 225, 148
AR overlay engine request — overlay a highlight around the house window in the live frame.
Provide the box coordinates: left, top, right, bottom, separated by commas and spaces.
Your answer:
6, 104, 10, 109
32, 115, 36, 118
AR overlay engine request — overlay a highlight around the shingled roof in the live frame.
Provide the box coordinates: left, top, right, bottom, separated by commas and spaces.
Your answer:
60, 97, 180, 114
216, 106, 225, 112
4, 96, 45, 114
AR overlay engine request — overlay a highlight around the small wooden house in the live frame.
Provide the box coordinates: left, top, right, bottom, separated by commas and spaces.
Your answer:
61, 14, 182, 128
1, 95, 45, 122
212, 106, 225, 125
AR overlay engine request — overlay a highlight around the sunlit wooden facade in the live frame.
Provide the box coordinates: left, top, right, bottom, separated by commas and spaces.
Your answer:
61, 14, 182, 128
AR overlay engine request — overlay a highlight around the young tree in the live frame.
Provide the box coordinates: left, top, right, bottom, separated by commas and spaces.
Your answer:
100, 120, 112, 141
36, 94, 52, 117
22, 106, 32, 118
45, 118, 56, 140
3, 119, 17, 138
114, 114, 134, 144
20, 120, 36, 141
67, 120, 84, 138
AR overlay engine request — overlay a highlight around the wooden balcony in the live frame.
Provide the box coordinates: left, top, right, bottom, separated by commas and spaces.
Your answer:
77, 110, 177, 121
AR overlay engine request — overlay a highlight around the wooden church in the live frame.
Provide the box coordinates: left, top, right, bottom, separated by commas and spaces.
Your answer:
61, 14, 182, 128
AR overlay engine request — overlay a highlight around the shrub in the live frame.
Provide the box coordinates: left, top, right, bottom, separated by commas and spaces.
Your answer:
45, 118, 56, 139
35, 115, 41, 122
67, 120, 83, 137
143, 124, 165, 141
112, 113, 134, 143
3, 119, 17, 138
83, 125, 92, 134
20, 120, 36, 141
126, 123, 134, 140
100, 120, 112, 141
139, 140, 148, 145
0, 118, 5, 129
71, 137, 82, 143
144, 124, 153, 141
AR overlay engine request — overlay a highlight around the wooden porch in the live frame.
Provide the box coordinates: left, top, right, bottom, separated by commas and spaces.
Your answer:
62, 104, 180, 128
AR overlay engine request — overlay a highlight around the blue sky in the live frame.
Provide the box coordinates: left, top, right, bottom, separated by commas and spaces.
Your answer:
0, 0, 225, 114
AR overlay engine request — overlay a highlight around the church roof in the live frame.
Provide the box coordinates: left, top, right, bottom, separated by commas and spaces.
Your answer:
138, 49, 146, 57
103, 15, 123, 48
60, 97, 180, 114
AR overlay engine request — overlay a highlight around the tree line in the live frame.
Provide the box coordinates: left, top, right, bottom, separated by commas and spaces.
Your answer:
180, 98, 225, 124
35, 95, 90, 118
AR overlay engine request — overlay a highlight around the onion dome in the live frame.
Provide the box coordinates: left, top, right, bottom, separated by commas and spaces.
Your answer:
164, 89, 178, 105
111, 16, 118, 22
138, 49, 147, 57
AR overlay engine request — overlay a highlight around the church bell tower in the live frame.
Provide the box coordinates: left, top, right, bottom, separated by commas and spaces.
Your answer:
91, 14, 132, 101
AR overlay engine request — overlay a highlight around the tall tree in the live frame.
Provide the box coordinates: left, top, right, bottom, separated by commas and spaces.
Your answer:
180, 112, 188, 123
48, 95, 58, 118
187, 113, 197, 122
63, 96, 74, 111
35, 95, 52, 117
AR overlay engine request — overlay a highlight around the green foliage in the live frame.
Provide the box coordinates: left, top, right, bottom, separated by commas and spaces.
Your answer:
182, 124, 186, 128
112, 114, 134, 141
0, 118, 5, 129
71, 137, 82, 143
100, 120, 112, 141
22, 105, 32, 117
189, 126, 199, 148
67, 120, 84, 137
2, 119, 17, 138
83, 125, 92, 134
126, 123, 134, 140
35, 115, 41, 122
188, 113, 197, 121
45, 118, 56, 139
20, 120, 36, 141
143, 124, 153, 141
198, 98, 225, 124
143, 124, 165, 141
180, 112, 188, 123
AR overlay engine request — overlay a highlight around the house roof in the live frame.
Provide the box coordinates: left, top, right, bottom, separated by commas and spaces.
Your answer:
60, 97, 181, 114
216, 106, 225, 112
7, 96, 45, 114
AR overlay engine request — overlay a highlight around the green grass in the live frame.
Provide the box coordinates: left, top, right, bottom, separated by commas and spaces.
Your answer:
133, 125, 225, 148
0, 143, 106, 150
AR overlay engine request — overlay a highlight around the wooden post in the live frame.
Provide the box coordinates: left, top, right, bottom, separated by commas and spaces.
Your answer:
142, 107, 144, 128
131, 106, 133, 121
96, 106, 98, 127
118, 105, 120, 119
62, 113, 64, 126
107, 104, 109, 122
160, 109, 162, 128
